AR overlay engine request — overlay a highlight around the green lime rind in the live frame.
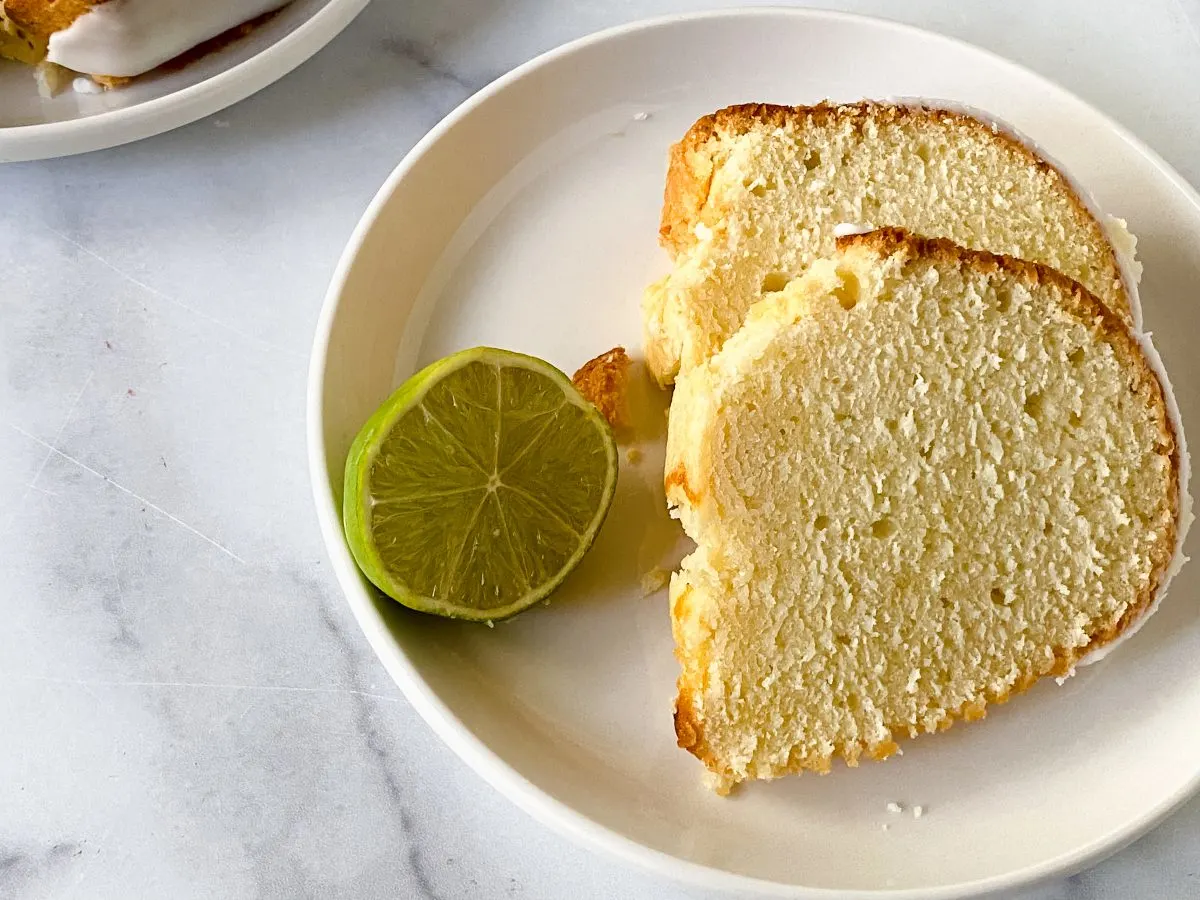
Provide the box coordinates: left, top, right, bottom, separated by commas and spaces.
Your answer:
343, 347, 618, 622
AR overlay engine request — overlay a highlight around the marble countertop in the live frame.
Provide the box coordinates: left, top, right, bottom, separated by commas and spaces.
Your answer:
3, 1, 1199, 897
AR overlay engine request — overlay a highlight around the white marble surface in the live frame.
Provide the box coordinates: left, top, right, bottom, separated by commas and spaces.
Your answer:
2, 1, 1199, 897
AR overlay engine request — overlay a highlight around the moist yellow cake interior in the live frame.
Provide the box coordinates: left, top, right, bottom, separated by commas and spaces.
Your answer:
645, 104, 1130, 384
666, 233, 1177, 785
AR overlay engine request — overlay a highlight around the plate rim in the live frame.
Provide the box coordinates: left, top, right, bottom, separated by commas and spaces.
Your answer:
0, 0, 369, 163
305, 8, 1200, 897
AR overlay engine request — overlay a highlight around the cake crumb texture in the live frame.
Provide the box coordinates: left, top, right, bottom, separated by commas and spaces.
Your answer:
644, 102, 1131, 384
666, 229, 1179, 787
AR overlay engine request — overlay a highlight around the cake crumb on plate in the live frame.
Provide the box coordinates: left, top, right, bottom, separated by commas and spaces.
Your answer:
640, 568, 669, 596
573, 347, 631, 432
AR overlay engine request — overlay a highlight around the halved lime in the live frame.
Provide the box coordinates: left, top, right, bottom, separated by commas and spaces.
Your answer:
343, 347, 619, 621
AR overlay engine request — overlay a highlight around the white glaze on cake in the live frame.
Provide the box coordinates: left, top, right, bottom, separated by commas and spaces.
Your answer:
46, 0, 289, 77
841, 100, 1188, 671
1079, 324, 1192, 666
832, 221, 871, 238
882, 100, 1189, 669
974, 118, 1191, 668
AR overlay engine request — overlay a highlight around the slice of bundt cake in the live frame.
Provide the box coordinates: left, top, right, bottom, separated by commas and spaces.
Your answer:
644, 102, 1139, 385
666, 228, 1184, 790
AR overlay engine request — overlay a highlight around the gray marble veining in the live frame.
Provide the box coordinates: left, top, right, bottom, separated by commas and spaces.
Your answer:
2, 1, 1199, 898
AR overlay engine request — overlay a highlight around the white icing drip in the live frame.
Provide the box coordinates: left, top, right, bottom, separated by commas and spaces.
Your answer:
1078, 324, 1192, 665
1104, 215, 1144, 329
46, 0, 289, 78
71, 76, 104, 95
833, 222, 871, 238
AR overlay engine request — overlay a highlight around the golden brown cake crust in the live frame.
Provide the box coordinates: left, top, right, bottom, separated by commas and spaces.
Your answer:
4, 0, 95, 42
658, 102, 1131, 320
669, 228, 1179, 784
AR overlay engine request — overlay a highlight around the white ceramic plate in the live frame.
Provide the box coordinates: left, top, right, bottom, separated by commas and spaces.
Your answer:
0, 0, 367, 162
308, 9, 1200, 898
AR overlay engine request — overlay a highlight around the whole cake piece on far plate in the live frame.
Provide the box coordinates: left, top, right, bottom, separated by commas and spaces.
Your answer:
0, 0, 291, 92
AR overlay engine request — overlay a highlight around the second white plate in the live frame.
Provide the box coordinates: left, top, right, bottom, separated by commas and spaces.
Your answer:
0, 0, 367, 162
309, 9, 1200, 898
